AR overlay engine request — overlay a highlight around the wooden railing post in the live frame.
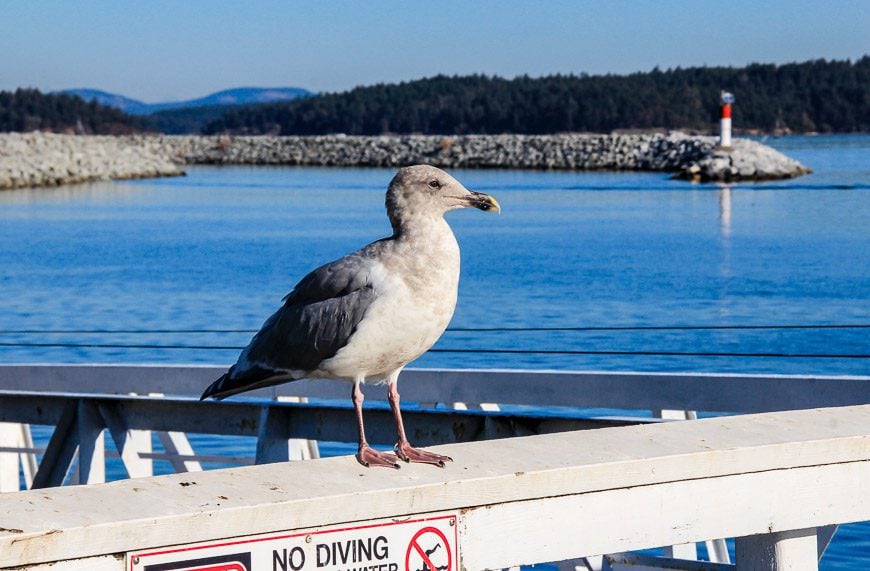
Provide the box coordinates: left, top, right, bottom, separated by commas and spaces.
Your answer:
156, 431, 202, 472
31, 401, 79, 489
735, 528, 818, 570
99, 403, 153, 478
0, 422, 20, 492
76, 401, 106, 485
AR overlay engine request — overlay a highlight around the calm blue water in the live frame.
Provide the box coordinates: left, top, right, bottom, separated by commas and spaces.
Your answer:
0, 134, 867, 568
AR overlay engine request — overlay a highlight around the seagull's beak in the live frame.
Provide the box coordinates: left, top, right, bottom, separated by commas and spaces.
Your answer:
464, 191, 501, 213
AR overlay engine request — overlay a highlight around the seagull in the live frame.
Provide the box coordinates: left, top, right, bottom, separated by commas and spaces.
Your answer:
201, 165, 500, 468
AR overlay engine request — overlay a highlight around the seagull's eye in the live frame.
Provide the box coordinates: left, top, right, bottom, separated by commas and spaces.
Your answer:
428, 179, 441, 190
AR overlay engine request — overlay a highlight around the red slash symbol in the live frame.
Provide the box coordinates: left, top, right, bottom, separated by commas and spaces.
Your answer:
405, 527, 452, 571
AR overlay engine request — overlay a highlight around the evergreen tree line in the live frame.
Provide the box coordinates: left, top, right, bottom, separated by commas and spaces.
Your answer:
204, 57, 869, 135
0, 88, 145, 134
2, 58, 866, 136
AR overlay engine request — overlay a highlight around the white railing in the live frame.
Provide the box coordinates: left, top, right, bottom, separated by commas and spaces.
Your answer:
2, 364, 867, 411
1, 404, 868, 571
2, 364, 867, 484
0, 364, 868, 570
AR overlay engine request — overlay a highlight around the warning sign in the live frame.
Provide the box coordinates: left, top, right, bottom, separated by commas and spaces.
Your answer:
128, 513, 458, 571
405, 527, 451, 571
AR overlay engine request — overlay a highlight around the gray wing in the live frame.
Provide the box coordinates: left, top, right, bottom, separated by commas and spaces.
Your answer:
201, 251, 378, 400
250, 251, 376, 370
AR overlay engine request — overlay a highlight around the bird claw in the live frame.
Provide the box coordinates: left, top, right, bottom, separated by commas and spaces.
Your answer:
395, 442, 453, 467
356, 445, 401, 469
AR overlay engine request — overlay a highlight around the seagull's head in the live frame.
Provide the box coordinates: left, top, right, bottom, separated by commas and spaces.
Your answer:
386, 165, 500, 228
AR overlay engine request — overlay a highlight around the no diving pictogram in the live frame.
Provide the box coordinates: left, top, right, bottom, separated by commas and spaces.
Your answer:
405, 526, 452, 571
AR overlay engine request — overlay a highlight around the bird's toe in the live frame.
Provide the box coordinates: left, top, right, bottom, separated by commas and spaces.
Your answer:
395, 442, 453, 467
357, 445, 401, 469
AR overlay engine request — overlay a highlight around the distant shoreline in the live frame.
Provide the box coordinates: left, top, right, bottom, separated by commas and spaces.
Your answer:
0, 132, 811, 191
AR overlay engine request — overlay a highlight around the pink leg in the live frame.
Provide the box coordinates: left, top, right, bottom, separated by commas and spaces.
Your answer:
352, 382, 399, 469
389, 383, 452, 467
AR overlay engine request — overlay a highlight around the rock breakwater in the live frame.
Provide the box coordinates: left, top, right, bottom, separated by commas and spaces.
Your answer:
1, 132, 810, 190
156, 132, 811, 181
0, 132, 183, 190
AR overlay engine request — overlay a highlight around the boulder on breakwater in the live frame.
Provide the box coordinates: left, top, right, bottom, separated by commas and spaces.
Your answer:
0, 132, 810, 190
673, 137, 812, 181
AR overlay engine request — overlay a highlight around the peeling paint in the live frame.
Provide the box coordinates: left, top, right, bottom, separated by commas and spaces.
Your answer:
11, 529, 62, 544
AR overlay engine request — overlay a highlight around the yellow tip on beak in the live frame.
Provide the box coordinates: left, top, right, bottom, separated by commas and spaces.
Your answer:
467, 191, 500, 213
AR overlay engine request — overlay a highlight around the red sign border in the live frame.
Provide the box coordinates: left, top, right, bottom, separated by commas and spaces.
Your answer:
129, 513, 458, 571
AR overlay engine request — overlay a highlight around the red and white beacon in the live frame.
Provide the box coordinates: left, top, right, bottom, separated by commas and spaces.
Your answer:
720, 90, 735, 148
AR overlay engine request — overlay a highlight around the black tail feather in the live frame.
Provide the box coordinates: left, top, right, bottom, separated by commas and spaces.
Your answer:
200, 365, 289, 401
200, 370, 232, 401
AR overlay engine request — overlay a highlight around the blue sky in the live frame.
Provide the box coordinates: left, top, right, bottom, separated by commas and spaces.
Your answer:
2, 1, 867, 103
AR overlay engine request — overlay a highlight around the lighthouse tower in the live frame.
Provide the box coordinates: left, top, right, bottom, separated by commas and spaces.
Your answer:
719, 90, 735, 149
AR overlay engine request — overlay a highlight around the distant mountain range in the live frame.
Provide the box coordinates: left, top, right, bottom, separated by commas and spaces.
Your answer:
61, 87, 313, 115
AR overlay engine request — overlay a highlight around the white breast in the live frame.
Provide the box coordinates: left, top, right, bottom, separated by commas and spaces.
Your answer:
319, 220, 461, 381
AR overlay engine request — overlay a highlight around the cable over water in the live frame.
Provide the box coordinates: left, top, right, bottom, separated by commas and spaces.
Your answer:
0, 341, 867, 359
0, 323, 868, 335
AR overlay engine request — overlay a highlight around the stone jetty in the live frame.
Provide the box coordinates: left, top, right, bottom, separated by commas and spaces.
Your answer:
0, 132, 183, 190
0, 132, 810, 190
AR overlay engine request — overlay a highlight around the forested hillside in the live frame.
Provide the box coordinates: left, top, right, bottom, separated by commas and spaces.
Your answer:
0, 88, 145, 134
147, 105, 237, 134
205, 58, 869, 135
3, 58, 866, 136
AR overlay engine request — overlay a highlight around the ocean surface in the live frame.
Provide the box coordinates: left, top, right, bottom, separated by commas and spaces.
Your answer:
0, 134, 867, 568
